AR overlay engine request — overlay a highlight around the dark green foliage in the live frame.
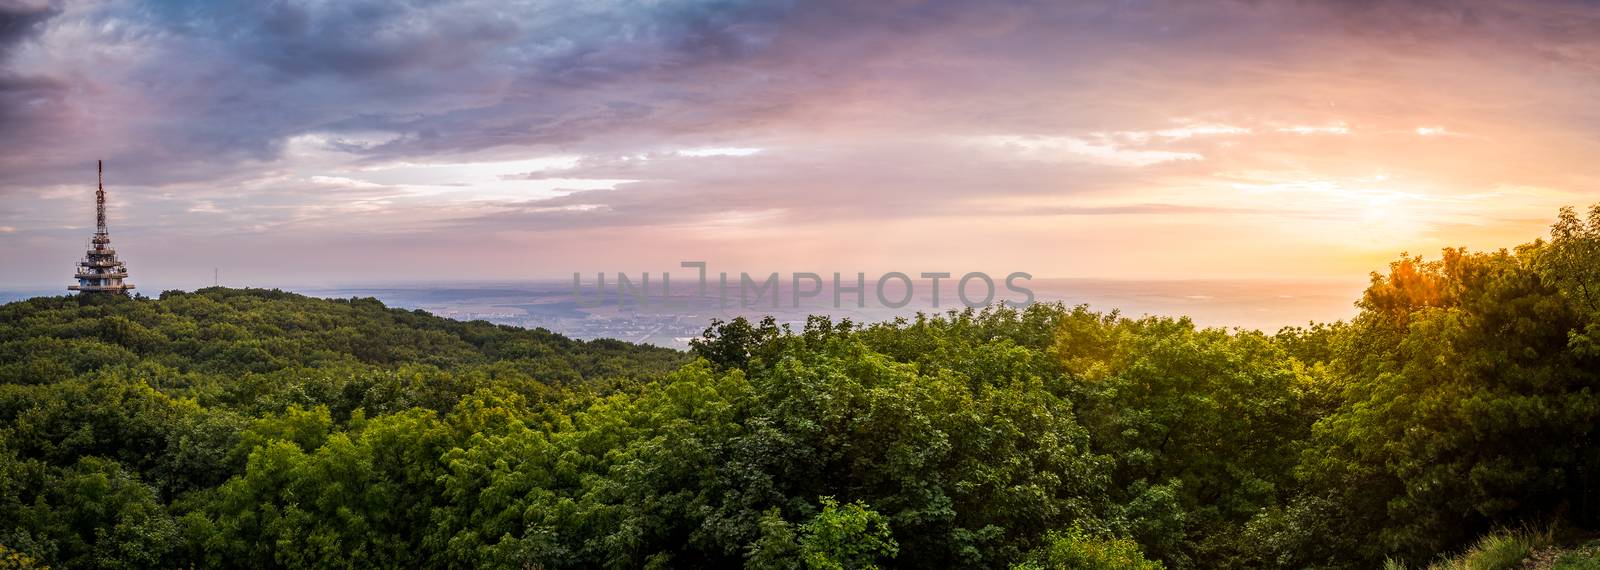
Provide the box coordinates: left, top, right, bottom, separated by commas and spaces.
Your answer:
1276, 245, 1600, 568
0, 288, 684, 568
0, 287, 685, 379
0, 454, 178, 568
4, 206, 1600, 568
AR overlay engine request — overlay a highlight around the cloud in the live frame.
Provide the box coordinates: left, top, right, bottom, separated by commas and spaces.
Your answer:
0, 0, 64, 140
6, 0, 1596, 182
1277, 124, 1351, 135
677, 147, 763, 157
0, 0, 58, 59
5, 0, 1600, 287
971, 135, 1206, 167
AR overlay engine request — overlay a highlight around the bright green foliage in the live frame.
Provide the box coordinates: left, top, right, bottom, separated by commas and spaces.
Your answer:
183, 408, 452, 568
796, 497, 898, 570
1058, 310, 1316, 565
1012, 526, 1164, 570
0, 543, 47, 569
4, 206, 1600, 568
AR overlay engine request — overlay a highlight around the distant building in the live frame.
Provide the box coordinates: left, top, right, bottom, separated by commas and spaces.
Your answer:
69, 161, 135, 295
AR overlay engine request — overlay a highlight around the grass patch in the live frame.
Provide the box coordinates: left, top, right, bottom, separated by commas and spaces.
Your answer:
1388, 528, 1556, 570
1553, 540, 1600, 570
1444, 532, 1540, 570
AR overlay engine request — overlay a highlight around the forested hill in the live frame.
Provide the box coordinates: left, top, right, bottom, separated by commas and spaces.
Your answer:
4, 208, 1600, 570
0, 287, 688, 384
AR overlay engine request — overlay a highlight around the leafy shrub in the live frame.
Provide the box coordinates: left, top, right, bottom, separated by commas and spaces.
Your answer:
1013, 527, 1163, 570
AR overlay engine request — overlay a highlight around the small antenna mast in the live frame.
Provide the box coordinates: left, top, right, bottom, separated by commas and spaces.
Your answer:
96, 160, 107, 236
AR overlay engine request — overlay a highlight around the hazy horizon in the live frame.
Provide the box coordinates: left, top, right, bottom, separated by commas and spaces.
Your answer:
1, 276, 1369, 340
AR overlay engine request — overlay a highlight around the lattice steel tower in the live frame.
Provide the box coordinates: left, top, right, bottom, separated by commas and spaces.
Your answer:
69, 161, 135, 295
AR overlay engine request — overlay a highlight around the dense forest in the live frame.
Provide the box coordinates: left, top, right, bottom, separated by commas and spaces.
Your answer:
5, 207, 1600, 569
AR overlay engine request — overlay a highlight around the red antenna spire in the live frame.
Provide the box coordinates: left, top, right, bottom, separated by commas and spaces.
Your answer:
96, 160, 107, 236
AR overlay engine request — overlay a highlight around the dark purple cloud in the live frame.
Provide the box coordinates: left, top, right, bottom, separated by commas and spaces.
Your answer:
0, 1, 56, 55
7, 0, 1598, 181
0, 1, 63, 140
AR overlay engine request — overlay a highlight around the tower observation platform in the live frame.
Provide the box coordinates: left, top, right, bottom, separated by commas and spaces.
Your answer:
69, 161, 135, 295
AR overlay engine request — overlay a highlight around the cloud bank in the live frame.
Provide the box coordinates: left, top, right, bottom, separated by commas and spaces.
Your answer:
3, 0, 1600, 288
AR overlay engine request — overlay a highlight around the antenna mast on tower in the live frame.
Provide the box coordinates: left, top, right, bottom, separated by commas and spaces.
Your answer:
96, 160, 107, 236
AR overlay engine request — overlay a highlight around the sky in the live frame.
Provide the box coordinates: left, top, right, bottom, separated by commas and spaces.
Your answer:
3, 0, 1600, 293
